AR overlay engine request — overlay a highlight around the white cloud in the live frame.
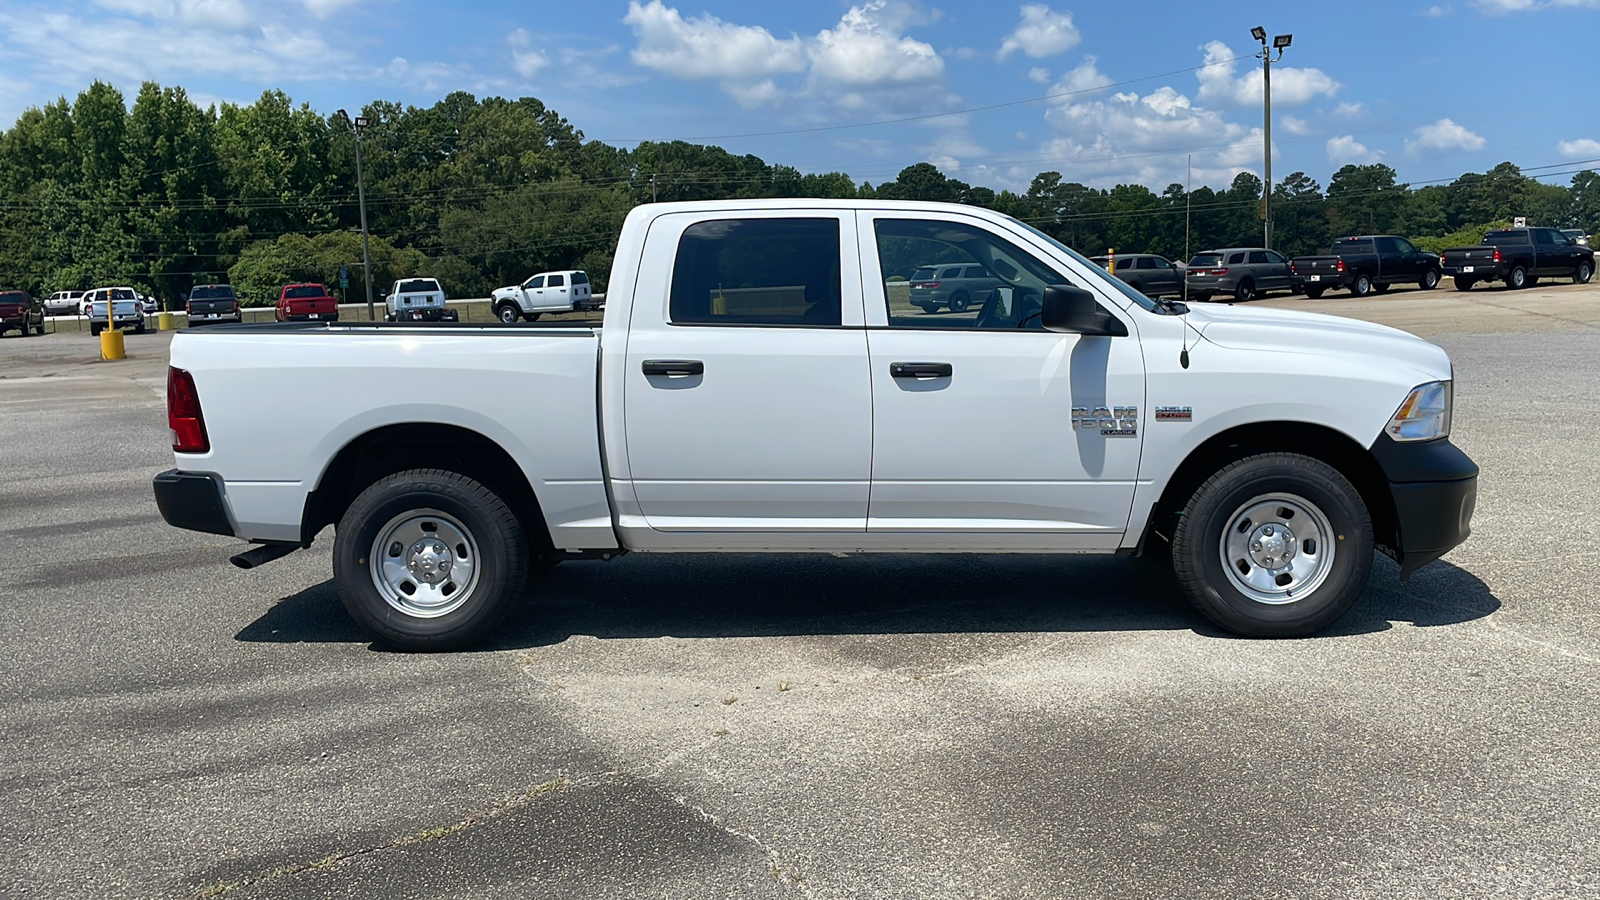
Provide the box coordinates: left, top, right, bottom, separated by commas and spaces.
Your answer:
94, 0, 256, 31
1282, 116, 1309, 135
1405, 118, 1486, 156
1327, 135, 1380, 165
508, 29, 551, 81
998, 4, 1081, 60
1028, 67, 1051, 84
300, 0, 363, 16
1557, 138, 1600, 158
623, 1, 807, 87
954, 46, 977, 60
1473, 0, 1600, 12
622, 1, 948, 114
1420, 4, 1453, 15
1047, 56, 1114, 100
1195, 40, 1340, 108
1331, 101, 1366, 119
809, 2, 943, 91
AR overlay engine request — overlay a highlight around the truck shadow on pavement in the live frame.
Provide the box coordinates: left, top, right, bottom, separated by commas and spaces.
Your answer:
236, 552, 1500, 649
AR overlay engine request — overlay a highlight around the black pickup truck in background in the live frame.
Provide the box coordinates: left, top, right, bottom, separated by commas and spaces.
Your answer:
1440, 227, 1595, 290
1290, 235, 1442, 298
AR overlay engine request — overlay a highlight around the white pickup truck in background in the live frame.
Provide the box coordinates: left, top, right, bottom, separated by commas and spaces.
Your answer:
384, 277, 458, 322
154, 199, 1478, 650
491, 269, 595, 323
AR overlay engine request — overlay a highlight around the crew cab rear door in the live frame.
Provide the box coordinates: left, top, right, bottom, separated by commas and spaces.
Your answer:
620, 210, 872, 534
857, 211, 1144, 549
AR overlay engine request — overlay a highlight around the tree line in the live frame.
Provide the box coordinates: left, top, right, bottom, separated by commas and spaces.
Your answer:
2, 81, 1597, 306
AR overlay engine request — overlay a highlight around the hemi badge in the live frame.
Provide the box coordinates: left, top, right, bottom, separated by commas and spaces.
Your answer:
1155, 406, 1193, 421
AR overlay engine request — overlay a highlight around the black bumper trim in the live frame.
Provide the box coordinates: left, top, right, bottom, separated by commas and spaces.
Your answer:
152, 469, 235, 537
1369, 434, 1479, 578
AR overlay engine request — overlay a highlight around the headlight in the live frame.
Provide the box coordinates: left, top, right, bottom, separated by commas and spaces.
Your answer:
1386, 381, 1452, 442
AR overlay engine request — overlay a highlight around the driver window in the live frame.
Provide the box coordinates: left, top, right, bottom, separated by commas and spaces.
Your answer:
524, 276, 545, 289
874, 218, 1074, 330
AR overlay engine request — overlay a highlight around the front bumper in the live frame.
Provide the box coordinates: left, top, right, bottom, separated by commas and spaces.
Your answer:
152, 470, 235, 536
1370, 434, 1478, 578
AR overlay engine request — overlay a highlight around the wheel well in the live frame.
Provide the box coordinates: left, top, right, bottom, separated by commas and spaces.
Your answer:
301, 423, 551, 552
1139, 421, 1397, 558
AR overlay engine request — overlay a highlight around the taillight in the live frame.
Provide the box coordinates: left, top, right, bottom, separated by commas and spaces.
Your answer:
1492, 248, 1501, 263
1336, 259, 1346, 273
1289, 261, 1297, 274
167, 367, 209, 453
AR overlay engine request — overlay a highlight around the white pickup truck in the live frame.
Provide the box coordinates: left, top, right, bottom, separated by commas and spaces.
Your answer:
384, 277, 458, 322
154, 199, 1478, 650
490, 269, 595, 323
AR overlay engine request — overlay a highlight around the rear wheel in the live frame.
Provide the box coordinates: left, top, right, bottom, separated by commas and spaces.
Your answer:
134, 321, 146, 334
1507, 265, 1528, 290
1420, 268, 1441, 291
1350, 273, 1373, 297
333, 469, 527, 651
1233, 280, 1255, 302
1304, 287, 1325, 299
1171, 453, 1373, 637
1454, 277, 1475, 291
1578, 261, 1594, 284
948, 290, 971, 313
89, 322, 101, 337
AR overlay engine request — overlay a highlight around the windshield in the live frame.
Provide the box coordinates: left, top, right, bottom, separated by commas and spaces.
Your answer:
1012, 218, 1157, 311
285, 286, 325, 298
190, 286, 236, 300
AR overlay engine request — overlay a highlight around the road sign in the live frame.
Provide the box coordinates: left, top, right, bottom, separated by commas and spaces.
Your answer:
338, 264, 349, 289
1513, 217, 1527, 228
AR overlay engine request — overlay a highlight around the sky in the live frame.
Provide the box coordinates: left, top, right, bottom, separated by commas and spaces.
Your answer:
1, 0, 1598, 194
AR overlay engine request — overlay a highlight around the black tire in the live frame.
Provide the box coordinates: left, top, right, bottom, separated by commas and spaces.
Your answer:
496, 302, 522, 324
1577, 261, 1594, 284
948, 290, 971, 313
333, 469, 527, 651
1304, 287, 1325, 299
34, 324, 45, 336
1453, 277, 1475, 291
135, 321, 146, 334
1420, 268, 1441, 291
1190, 293, 1212, 303
1233, 279, 1254, 302
1350, 273, 1373, 297
1170, 453, 1374, 638
1506, 265, 1527, 290
89, 323, 101, 337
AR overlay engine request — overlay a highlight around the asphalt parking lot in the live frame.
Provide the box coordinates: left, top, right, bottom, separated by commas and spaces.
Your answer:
2, 280, 1598, 899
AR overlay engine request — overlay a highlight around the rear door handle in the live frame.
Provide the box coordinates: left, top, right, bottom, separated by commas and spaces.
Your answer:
890, 362, 953, 379
642, 359, 704, 376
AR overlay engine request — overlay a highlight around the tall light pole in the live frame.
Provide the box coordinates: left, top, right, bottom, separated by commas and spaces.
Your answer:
338, 109, 376, 320
1251, 27, 1292, 250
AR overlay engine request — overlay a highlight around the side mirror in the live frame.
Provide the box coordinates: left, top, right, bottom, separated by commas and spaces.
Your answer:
1041, 284, 1128, 336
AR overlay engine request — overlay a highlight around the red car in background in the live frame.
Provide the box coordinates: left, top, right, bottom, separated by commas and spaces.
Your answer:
275, 284, 339, 322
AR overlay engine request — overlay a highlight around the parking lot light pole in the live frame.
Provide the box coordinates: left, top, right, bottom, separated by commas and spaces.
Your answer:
339, 110, 376, 321
1252, 28, 1291, 250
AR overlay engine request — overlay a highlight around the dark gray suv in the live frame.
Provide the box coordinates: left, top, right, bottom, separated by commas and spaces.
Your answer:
1186, 247, 1293, 302
1088, 253, 1185, 298
908, 264, 1001, 313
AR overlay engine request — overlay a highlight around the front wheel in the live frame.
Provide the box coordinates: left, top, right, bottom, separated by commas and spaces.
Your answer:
1577, 261, 1594, 284
496, 302, 522, 324
1420, 268, 1441, 291
1170, 453, 1374, 637
333, 469, 527, 651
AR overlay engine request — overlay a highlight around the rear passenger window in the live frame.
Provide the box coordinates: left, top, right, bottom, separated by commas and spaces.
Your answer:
1228, 252, 1246, 264
963, 266, 988, 279
548, 274, 565, 287
940, 267, 964, 279
669, 218, 841, 326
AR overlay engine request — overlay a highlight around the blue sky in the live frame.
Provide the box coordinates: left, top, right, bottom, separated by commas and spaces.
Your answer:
2, 0, 1597, 193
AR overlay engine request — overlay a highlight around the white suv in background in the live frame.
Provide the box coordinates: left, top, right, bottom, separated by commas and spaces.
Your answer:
491, 270, 595, 323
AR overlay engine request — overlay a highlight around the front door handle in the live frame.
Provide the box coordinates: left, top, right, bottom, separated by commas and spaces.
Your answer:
642, 359, 704, 376
890, 362, 953, 379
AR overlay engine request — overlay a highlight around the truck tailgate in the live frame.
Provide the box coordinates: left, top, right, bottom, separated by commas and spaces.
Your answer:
170, 326, 615, 550
1293, 257, 1343, 277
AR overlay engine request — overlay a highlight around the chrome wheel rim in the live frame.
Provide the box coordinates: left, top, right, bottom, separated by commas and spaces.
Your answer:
499, 306, 518, 323
369, 509, 481, 618
1219, 493, 1336, 605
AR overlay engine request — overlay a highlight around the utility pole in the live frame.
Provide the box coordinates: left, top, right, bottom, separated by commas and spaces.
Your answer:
1251, 28, 1292, 250
339, 109, 376, 320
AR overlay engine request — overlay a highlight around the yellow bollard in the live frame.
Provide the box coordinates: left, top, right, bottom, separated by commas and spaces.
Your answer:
159, 311, 174, 331
100, 328, 126, 360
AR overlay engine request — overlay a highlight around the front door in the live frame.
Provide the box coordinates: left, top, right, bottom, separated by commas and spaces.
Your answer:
858, 211, 1144, 550
621, 212, 872, 534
